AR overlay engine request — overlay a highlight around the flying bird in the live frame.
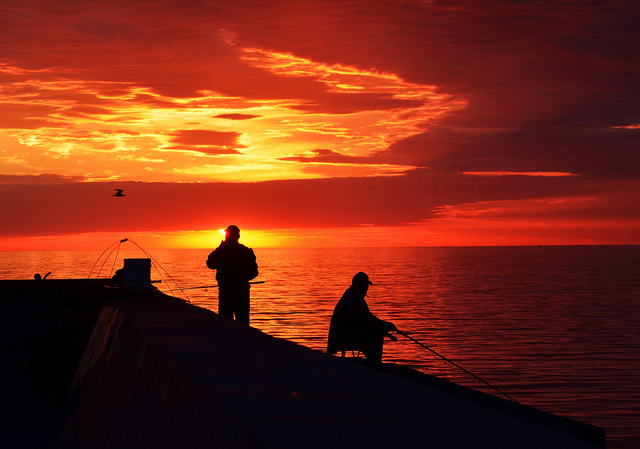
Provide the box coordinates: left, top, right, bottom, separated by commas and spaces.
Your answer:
113, 189, 125, 197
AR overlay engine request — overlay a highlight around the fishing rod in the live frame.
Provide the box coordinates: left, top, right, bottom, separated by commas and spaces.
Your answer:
395, 330, 519, 404
88, 237, 194, 303
182, 280, 265, 291
88, 238, 129, 279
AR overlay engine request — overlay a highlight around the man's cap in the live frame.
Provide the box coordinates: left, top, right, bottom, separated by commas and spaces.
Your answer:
225, 225, 240, 237
352, 271, 372, 285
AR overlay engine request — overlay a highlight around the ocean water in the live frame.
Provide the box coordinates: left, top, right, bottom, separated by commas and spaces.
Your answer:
1, 245, 638, 448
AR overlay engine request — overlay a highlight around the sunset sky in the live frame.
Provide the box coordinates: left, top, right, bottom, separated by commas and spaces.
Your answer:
1, 0, 639, 250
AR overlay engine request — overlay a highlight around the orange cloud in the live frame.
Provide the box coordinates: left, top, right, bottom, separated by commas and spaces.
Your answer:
1, 41, 460, 183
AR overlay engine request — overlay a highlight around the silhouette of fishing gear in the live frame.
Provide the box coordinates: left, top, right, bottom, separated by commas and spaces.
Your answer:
88, 238, 190, 302
394, 330, 520, 404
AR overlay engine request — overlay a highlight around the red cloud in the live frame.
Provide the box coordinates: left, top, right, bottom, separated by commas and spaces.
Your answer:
169, 130, 241, 146
166, 130, 245, 155
214, 113, 260, 120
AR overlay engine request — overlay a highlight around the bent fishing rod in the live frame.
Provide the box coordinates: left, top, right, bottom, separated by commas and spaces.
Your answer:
182, 280, 265, 291
395, 330, 519, 404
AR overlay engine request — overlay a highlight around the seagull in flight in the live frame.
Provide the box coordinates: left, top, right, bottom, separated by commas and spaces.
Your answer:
113, 189, 125, 197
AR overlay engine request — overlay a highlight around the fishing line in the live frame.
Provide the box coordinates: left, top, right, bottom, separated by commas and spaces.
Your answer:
88, 238, 128, 278
396, 330, 519, 404
110, 241, 122, 278
125, 238, 191, 302
88, 238, 192, 302
182, 280, 265, 291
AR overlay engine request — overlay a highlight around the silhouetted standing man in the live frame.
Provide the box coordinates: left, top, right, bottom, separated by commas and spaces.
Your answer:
206, 225, 258, 325
327, 272, 396, 367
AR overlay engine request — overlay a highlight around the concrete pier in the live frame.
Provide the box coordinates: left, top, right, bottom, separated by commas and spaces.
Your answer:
1, 280, 605, 448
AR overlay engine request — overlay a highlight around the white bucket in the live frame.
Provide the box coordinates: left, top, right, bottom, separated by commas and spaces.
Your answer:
123, 258, 151, 287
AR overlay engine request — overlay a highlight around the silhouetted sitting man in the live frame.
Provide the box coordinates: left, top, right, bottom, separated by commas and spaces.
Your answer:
327, 272, 397, 367
206, 225, 258, 325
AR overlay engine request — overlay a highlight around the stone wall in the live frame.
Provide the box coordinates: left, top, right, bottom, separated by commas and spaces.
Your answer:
51, 295, 605, 449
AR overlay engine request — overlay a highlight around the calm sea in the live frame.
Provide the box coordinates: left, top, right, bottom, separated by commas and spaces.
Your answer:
1, 245, 638, 448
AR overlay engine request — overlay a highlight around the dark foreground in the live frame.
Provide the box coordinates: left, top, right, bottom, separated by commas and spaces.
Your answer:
0, 279, 606, 448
